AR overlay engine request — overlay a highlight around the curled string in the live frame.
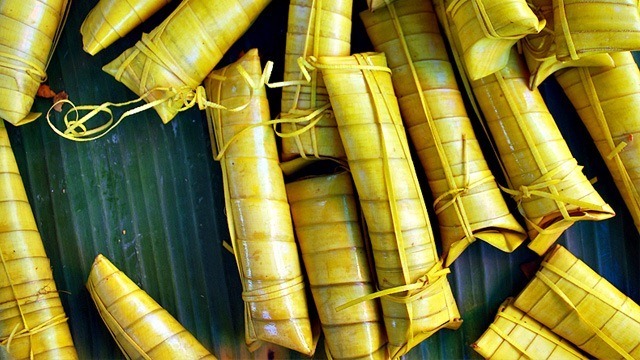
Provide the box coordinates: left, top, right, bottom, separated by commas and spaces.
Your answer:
536, 263, 633, 360
46, 62, 274, 142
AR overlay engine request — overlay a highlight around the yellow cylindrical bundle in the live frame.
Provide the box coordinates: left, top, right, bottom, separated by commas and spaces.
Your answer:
279, 0, 351, 162
0, 0, 69, 125
316, 52, 461, 358
86, 254, 216, 359
204, 50, 315, 355
472, 297, 588, 359
81, 0, 172, 55
513, 245, 640, 359
287, 172, 388, 359
520, 0, 613, 89
467, 49, 614, 255
444, 0, 544, 80
555, 52, 640, 234
0, 121, 77, 359
553, 0, 640, 62
102, 0, 272, 124
360, 0, 526, 266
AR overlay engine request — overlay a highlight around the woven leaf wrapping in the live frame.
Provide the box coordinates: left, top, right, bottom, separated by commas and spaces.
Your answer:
513, 245, 640, 359
360, 0, 526, 266
86, 255, 216, 359
279, 0, 351, 162
444, 0, 544, 80
0, 121, 77, 359
553, 0, 640, 62
81, 0, 172, 55
555, 52, 640, 234
102, 0, 271, 124
204, 50, 315, 355
0, 0, 69, 125
520, 0, 614, 89
287, 172, 387, 359
473, 297, 587, 359
316, 52, 461, 358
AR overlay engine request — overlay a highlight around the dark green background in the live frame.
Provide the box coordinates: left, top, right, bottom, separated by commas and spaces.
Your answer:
5, 1, 639, 358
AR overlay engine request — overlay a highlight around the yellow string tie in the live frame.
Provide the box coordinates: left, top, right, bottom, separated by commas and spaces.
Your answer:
0, 51, 47, 82
335, 261, 450, 311
500, 162, 606, 214
241, 275, 306, 303
556, 0, 579, 60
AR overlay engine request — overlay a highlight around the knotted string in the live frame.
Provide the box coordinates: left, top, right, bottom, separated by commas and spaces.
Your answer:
493, 71, 605, 231
279, 0, 329, 159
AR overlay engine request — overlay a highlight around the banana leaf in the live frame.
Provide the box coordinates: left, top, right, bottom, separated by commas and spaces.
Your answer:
3, 0, 639, 358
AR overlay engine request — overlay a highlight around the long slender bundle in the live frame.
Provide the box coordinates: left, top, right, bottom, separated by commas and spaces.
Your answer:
314, 52, 461, 358
444, 0, 544, 80
360, 0, 526, 266
0, 120, 77, 359
513, 245, 640, 359
81, 0, 172, 55
204, 50, 315, 355
0, 0, 70, 125
472, 297, 588, 359
520, 0, 613, 89
435, 7, 615, 256
102, 0, 272, 124
555, 52, 640, 234
287, 172, 388, 359
553, 0, 640, 62
86, 254, 216, 359
473, 51, 614, 255
279, 0, 351, 162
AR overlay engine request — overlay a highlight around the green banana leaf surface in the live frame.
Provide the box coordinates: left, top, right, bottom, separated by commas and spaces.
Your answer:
4, 1, 640, 358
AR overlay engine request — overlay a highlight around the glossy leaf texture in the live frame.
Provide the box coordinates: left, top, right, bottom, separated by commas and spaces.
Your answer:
4, 1, 639, 358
